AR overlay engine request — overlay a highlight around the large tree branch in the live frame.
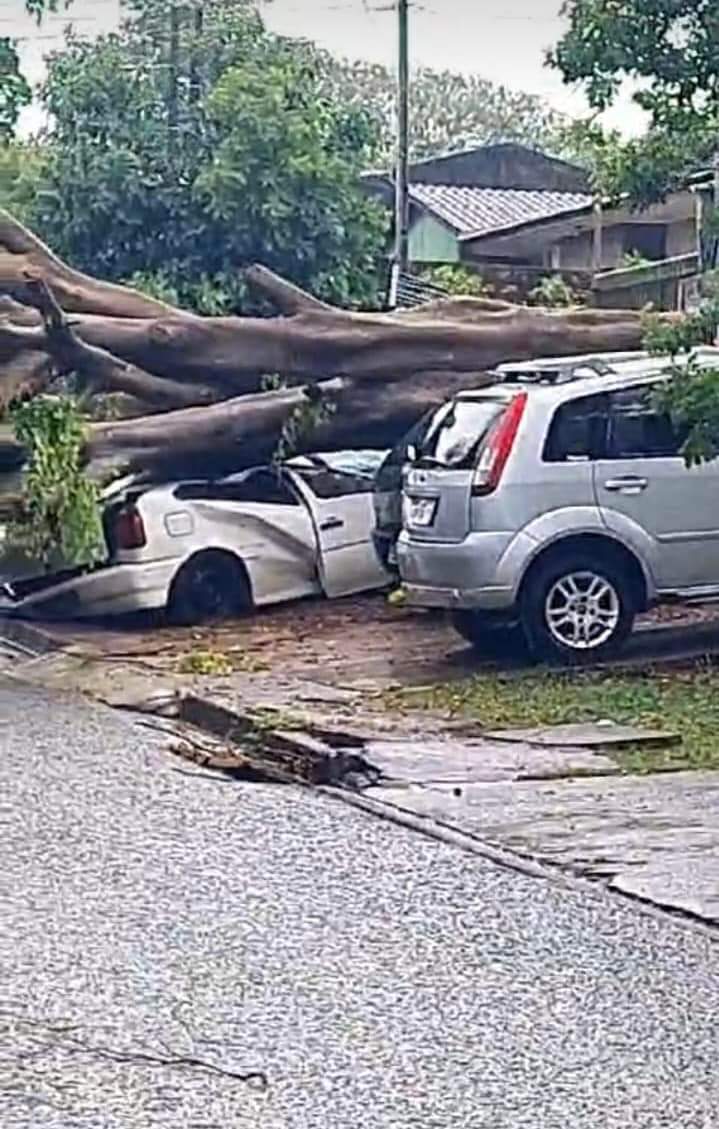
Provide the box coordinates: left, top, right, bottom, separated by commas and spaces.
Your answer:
50, 302, 663, 388
244, 264, 333, 315
86, 380, 345, 473
0, 209, 184, 318
0, 351, 53, 413
2, 277, 220, 410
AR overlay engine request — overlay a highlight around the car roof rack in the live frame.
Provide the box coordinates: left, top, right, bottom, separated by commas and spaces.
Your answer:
490, 351, 647, 386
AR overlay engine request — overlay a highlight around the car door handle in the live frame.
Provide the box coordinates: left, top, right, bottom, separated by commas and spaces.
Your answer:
604, 476, 648, 493
320, 517, 344, 531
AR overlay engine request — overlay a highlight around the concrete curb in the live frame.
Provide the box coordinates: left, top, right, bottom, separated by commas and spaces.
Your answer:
321, 785, 719, 944
0, 615, 62, 658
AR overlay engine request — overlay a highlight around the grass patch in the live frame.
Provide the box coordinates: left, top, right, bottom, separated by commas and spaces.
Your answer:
387, 660, 719, 773
176, 648, 270, 676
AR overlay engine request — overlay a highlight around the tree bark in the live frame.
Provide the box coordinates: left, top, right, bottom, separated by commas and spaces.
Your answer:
0, 209, 179, 318
18, 301, 657, 390
0, 212, 676, 482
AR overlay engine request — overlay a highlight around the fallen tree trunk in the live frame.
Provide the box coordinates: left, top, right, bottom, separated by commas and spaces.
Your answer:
54, 302, 658, 389
0, 366, 495, 478
0, 208, 674, 479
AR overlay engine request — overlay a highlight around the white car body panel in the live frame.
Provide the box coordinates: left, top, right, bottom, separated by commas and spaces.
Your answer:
2, 455, 389, 619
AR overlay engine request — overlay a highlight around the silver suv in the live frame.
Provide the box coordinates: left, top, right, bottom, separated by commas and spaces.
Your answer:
398, 348, 719, 663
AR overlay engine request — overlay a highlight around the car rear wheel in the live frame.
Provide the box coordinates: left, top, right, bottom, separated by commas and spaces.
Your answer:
167, 551, 251, 626
521, 552, 635, 664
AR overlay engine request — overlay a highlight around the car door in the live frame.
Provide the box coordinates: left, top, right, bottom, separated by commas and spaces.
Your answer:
594, 384, 719, 591
289, 466, 390, 598
178, 469, 318, 602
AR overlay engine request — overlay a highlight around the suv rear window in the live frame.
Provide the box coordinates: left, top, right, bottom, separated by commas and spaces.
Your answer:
419, 398, 506, 469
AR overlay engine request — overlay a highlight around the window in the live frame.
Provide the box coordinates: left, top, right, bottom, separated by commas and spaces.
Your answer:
294, 467, 370, 499
607, 386, 683, 459
543, 393, 608, 462
620, 223, 666, 261
175, 469, 300, 506
419, 397, 506, 469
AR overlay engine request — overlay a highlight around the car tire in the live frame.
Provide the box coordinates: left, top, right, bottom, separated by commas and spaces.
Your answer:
167, 551, 251, 626
451, 609, 522, 653
520, 551, 635, 665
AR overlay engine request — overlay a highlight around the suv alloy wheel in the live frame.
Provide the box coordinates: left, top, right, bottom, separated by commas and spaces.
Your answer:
521, 550, 636, 664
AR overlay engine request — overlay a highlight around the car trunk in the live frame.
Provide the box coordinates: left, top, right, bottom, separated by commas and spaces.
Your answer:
403, 392, 512, 543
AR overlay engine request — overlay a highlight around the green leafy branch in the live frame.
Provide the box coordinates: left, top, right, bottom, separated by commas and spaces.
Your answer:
274, 386, 336, 463
644, 275, 719, 466
8, 396, 104, 571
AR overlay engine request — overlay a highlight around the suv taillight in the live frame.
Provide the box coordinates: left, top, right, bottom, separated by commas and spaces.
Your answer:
114, 504, 146, 550
471, 392, 527, 496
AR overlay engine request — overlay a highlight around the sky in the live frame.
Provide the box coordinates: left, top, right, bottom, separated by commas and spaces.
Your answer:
4, 0, 646, 137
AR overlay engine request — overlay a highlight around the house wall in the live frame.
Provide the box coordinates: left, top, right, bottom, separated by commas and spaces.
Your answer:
592, 253, 699, 310
666, 219, 697, 258
408, 214, 459, 263
552, 228, 624, 270
551, 218, 697, 271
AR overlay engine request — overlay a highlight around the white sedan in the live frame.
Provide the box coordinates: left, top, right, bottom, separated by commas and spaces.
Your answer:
1, 452, 391, 623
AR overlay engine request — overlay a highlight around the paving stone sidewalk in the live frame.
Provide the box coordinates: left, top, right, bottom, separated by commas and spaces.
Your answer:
362, 738, 719, 925
5, 611, 719, 927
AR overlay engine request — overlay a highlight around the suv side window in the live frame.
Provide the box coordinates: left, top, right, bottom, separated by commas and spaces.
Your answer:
606, 385, 683, 459
543, 393, 608, 462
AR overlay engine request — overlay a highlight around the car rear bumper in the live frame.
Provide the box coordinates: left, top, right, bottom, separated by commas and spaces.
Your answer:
402, 582, 516, 611
397, 529, 533, 611
2, 559, 176, 619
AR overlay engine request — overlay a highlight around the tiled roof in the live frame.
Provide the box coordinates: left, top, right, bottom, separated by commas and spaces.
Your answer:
409, 184, 593, 240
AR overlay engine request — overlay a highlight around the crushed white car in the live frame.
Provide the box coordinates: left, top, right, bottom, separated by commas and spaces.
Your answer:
0, 451, 390, 623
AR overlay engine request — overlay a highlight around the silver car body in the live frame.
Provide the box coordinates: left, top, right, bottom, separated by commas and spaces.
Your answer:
398, 348, 719, 613
4, 453, 389, 618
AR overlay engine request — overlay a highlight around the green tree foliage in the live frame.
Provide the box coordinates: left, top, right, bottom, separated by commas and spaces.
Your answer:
29, 0, 387, 310
9, 396, 104, 570
0, 1, 72, 141
643, 281, 719, 465
550, 1, 719, 465
420, 264, 491, 297
0, 38, 32, 142
0, 140, 42, 221
549, 0, 719, 203
527, 274, 580, 308
320, 60, 568, 164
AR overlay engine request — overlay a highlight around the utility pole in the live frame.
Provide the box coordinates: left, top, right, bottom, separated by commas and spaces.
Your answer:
390, 0, 410, 306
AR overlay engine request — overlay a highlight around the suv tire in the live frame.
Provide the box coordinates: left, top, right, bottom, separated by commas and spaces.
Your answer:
521, 551, 635, 664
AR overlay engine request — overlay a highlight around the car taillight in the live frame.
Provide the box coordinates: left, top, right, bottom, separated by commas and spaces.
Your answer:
114, 504, 146, 550
471, 392, 527, 496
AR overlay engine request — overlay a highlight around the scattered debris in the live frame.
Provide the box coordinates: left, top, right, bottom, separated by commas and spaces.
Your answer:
132, 691, 381, 788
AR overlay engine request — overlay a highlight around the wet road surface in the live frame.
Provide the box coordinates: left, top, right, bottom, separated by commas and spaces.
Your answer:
2, 678, 719, 1128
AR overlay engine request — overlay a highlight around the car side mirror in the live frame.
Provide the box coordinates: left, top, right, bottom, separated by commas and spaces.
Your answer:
406, 444, 417, 462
